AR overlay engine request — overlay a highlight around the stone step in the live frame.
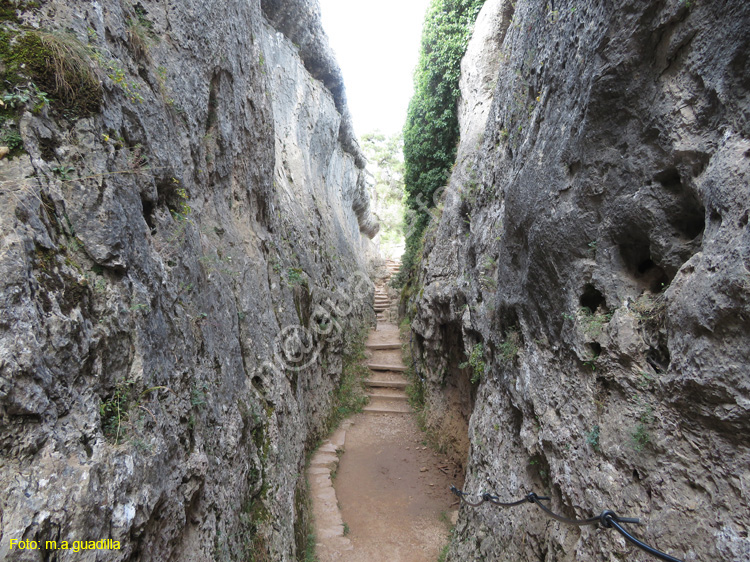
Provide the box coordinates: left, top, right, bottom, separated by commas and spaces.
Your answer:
310, 451, 338, 468
368, 363, 407, 372
367, 390, 407, 401
368, 351, 403, 366
363, 404, 411, 414
366, 342, 401, 350
365, 370, 405, 382
365, 379, 408, 389
316, 536, 353, 556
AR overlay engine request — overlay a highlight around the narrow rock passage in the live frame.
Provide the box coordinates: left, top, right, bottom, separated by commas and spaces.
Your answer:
309, 263, 462, 561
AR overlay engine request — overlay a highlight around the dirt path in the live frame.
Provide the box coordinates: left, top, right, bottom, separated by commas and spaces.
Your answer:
334, 411, 459, 561
309, 317, 462, 561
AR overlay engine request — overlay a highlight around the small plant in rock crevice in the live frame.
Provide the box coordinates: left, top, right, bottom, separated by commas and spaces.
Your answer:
52, 165, 75, 180
287, 267, 304, 286
499, 328, 521, 363
580, 306, 613, 338
638, 370, 656, 390
460, 343, 486, 384
100, 378, 136, 443
631, 423, 651, 452
0, 128, 22, 152
190, 382, 208, 408
586, 424, 600, 452
99, 380, 169, 445
629, 395, 655, 452
582, 356, 598, 371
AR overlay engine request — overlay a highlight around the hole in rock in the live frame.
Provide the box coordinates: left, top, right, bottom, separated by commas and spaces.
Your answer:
466, 245, 477, 269
639, 259, 671, 293
619, 240, 671, 293
633, 469, 640, 482
207, 80, 219, 131
80, 435, 93, 459
39, 137, 60, 161
587, 342, 602, 357
739, 210, 748, 228
672, 191, 706, 241
654, 167, 682, 191
156, 178, 186, 217
141, 196, 156, 233
638, 258, 655, 274
647, 346, 670, 374
677, 210, 706, 240
580, 284, 606, 312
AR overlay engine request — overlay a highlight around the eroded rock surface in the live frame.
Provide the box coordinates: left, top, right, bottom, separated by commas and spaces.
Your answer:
407, 1, 750, 560
0, 1, 376, 560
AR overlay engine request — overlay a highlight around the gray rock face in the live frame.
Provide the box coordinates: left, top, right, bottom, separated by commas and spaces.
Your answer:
408, 1, 750, 560
0, 1, 376, 560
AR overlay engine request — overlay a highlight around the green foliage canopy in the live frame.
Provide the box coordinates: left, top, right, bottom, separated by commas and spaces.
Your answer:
397, 0, 485, 285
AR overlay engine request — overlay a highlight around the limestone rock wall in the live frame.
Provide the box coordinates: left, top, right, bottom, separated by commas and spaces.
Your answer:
408, 0, 750, 560
0, 1, 376, 560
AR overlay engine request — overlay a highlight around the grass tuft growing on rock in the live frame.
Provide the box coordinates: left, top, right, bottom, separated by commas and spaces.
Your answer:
2, 30, 102, 117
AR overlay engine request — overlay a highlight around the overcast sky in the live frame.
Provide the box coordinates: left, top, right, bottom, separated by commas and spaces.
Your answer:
319, 0, 432, 137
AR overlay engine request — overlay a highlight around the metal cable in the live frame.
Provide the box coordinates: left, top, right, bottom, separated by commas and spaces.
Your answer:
452, 486, 543, 508
451, 486, 684, 562
605, 515, 685, 562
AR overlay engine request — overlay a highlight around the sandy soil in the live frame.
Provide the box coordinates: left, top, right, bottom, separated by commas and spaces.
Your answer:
334, 412, 462, 562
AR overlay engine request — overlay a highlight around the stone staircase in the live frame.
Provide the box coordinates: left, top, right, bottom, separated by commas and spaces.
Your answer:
374, 258, 400, 324
365, 263, 410, 413
364, 326, 410, 414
